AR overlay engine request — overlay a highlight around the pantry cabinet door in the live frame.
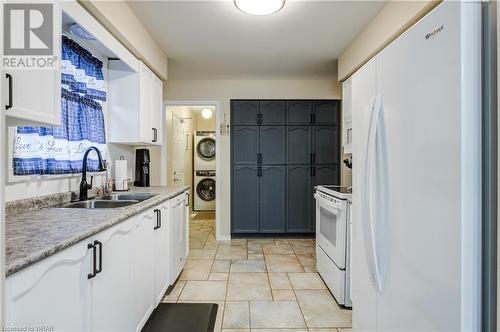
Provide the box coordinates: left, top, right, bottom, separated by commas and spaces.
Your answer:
91, 218, 134, 331
3, 0, 61, 126
233, 126, 259, 164
260, 166, 286, 233
232, 100, 259, 125
260, 126, 286, 164
232, 166, 259, 233
5, 240, 92, 330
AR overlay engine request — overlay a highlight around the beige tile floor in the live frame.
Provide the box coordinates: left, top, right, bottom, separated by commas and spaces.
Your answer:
162, 214, 352, 332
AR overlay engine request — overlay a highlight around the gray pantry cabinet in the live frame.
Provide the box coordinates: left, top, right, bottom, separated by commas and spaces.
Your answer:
231, 100, 341, 235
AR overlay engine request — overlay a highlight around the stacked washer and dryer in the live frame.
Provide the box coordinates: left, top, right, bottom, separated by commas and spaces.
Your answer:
193, 131, 216, 211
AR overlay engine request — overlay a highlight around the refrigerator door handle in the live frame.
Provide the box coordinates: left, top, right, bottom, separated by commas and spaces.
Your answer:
363, 94, 388, 293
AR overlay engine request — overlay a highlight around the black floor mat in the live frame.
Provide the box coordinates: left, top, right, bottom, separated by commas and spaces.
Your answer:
142, 303, 218, 332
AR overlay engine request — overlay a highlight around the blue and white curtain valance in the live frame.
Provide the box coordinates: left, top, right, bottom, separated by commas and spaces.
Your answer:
13, 36, 107, 176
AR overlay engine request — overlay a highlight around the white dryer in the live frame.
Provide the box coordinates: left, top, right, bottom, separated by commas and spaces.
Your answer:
194, 170, 216, 211
194, 131, 216, 170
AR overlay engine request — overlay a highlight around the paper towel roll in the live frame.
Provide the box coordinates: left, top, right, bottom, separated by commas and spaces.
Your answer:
115, 159, 129, 191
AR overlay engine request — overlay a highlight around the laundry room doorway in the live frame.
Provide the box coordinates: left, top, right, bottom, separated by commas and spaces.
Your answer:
164, 101, 220, 242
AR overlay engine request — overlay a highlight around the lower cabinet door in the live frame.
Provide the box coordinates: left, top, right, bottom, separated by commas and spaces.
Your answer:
232, 166, 259, 233
260, 166, 286, 233
287, 165, 314, 233
5, 241, 92, 331
170, 196, 184, 284
154, 202, 171, 304
133, 211, 155, 331
91, 218, 134, 331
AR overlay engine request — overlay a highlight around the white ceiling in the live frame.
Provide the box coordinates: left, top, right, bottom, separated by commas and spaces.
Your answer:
128, 0, 386, 80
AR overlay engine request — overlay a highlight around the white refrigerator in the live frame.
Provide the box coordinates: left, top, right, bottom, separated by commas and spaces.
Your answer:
351, 2, 483, 331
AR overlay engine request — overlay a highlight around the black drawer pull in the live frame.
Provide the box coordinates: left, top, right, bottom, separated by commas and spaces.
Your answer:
5, 73, 12, 110
257, 153, 262, 164
87, 242, 97, 279
152, 128, 158, 142
94, 240, 102, 274
154, 209, 161, 230
186, 192, 189, 207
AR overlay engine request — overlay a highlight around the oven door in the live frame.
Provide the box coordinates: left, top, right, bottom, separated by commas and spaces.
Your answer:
314, 193, 347, 269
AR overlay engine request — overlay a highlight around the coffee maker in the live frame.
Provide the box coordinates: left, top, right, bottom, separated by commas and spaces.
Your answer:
134, 149, 150, 187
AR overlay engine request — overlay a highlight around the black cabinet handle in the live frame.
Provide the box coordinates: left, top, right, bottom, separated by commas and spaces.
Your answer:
152, 128, 158, 142
154, 209, 161, 230
94, 240, 102, 275
312, 153, 316, 164
312, 113, 316, 124
5, 73, 12, 110
186, 192, 189, 207
257, 113, 263, 125
87, 242, 97, 279
310, 113, 314, 124
310, 166, 315, 177
257, 153, 262, 164
258, 166, 262, 177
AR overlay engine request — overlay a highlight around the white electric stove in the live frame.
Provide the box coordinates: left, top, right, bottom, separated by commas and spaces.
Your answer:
314, 185, 352, 307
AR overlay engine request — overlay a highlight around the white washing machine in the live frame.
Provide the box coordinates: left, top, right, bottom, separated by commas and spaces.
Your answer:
194, 131, 216, 170
194, 170, 216, 211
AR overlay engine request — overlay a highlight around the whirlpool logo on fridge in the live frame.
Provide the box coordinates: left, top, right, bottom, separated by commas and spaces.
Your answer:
425, 25, 444, 40
3, 2, 57, 70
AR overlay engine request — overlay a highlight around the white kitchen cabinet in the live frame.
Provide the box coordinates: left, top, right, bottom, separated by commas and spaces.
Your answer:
132, 210, 156, 331
169, 192, 189, 284
5, 240, 92, 331
108, 60, 163, 146
154, 201, 171, 305
91, 218, 134, 331
3, 0, 62, 127
5, 194, 186, 331
342, 77, 353, 154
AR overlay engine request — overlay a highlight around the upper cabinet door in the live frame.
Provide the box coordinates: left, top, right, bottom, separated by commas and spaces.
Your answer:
4, 0, 62, 127
260, 126, 286, 164
151, 75, 163, 145
233, 126, 259, 164
313, 126, 339, 164
139, 62, 153, 143
232, 101, 259, 125
287, 101, 312, 125
260, 100, 285, 125
313, 101, 340, 125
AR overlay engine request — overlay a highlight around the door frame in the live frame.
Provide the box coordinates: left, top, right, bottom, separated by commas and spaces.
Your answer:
163, 100, 224, 241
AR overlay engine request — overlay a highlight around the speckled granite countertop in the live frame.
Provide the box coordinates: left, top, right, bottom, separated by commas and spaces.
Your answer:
6, 185, 189, 277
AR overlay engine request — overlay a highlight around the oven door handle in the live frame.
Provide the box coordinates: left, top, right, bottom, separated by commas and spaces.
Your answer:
314, 194, 343, 212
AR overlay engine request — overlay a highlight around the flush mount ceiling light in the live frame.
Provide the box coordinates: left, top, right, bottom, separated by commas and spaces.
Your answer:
234, 0, 285, 15
201, 108, 213, 119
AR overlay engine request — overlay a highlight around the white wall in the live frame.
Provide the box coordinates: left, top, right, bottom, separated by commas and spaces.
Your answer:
165, 79, 342, 238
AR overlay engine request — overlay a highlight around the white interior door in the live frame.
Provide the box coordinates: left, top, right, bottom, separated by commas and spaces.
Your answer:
374, 2, 471, 331
172, 113, 186, 185
351, 57, 377, 332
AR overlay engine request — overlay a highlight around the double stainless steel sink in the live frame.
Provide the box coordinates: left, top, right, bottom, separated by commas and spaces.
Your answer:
62, 192, 156, 209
